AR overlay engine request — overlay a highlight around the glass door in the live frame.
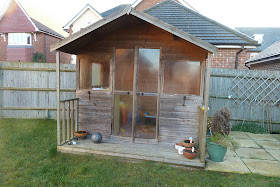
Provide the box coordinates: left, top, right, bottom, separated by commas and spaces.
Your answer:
113, 48, 160, 140
113, 49, 134, 137
135, 49, 160, 139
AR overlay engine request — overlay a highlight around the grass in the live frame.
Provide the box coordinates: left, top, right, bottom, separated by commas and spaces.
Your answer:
0, 119, 279, 186
232, 123, 269, 134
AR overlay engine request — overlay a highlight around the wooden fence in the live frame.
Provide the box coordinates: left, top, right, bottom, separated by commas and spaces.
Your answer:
209, 68, 280, 132
0, 62, 76, 119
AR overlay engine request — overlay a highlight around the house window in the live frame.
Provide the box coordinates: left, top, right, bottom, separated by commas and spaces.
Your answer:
8, 33, 32, 45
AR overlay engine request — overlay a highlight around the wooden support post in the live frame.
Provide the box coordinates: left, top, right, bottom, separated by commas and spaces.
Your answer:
56, 51, 61, 145
74, 99, 79, 131
71, 100, 75, 139
200, 52, 212, 163
156, 48, 163, 140
200, 60, 206, 96
76, 58, 80, 90
62, 102, 66, 143
111, 48, 116, 135
132, 47, 139, 142
67, 101, 70, 140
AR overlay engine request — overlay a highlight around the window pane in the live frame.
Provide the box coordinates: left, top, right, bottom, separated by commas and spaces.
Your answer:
113, 94, 133, 137
115, 49, 134, 91
8, 33, 31, 45
164, 61, 200, 95
138, 49, 160, 93
91, 62, 110, 90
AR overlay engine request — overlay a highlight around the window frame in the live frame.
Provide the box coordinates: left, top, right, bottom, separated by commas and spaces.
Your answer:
8, 33, 32, 46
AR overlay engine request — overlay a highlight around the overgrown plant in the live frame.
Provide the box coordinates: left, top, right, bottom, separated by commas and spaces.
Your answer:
32, 52, 45, 63
209, 107, 239, 150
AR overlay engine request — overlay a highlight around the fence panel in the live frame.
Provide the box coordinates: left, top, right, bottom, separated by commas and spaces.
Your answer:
209, 68, 280, 132
0, 62, 76, 119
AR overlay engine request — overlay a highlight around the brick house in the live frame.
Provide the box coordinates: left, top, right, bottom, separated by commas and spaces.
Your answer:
103, 0, 259, 69
246, 41, 280, 70
0, 0, 71, 63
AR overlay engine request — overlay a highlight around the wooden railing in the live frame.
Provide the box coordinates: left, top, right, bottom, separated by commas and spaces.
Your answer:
59, 98, 79, 145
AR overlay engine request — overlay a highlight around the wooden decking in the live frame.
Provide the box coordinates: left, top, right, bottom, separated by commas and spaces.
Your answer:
57, 139, 205, 168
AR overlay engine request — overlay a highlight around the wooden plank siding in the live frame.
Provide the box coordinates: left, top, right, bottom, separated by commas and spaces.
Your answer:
159, 94, 203, 143
76, 90, 112, 139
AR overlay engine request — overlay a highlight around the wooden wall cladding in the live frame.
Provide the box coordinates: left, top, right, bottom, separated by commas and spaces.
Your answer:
159, 94, 203, 144
77, 90, 112, 139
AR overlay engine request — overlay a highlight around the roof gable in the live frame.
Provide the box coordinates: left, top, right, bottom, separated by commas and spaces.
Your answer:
51, 5, 217, 54
63, 4, 102, 31
144, 0, 258, 46
0, 0, 38, 33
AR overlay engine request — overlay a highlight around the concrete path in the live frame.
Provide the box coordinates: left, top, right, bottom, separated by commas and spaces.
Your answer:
206, 131, 280, 177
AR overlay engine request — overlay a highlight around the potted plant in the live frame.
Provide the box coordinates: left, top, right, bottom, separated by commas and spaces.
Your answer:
207, 107, 238, 162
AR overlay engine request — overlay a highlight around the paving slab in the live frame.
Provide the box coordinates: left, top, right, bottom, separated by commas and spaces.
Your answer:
241, 158, 280, 177
246, 133, 279, 142
230, 131, 250, 139
272, 134, 280, 141
226, 148, 238, 157
256, 140, 280, 150
235, 147, 275, 161
235, 139, 261, 148
265, 149, 280, 161
206, 157, 250, 174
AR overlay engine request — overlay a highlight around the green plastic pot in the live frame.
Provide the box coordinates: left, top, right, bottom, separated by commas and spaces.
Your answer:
206, 138, 227, 162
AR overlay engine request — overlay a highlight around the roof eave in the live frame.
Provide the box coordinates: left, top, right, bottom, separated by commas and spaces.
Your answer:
246, 54, 280, 65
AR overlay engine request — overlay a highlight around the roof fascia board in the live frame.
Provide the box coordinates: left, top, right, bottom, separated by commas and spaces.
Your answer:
216, 45, 257, 49
0, 0, 12, 21
52, 6, 217, 54
38, 30, 64, 39
131, 0, 142, 8
16, 0, 39, 31
130, 9, 217, 53
51, 6, 129, 51
63, 4, 103, 30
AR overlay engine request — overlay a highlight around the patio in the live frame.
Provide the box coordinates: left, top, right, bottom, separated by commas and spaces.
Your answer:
206, 131, 280, 177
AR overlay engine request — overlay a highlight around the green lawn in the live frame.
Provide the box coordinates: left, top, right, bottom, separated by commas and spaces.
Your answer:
0, 119, 279, 186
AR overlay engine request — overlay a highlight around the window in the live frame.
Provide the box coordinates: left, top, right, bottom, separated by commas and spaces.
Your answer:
8, 33, 32, 45
164, 61, 201, 95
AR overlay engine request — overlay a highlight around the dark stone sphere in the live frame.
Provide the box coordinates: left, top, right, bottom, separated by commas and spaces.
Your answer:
92, 132, 102, 143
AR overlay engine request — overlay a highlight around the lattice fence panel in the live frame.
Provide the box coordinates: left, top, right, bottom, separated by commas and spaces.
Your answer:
230, 71, 280, 107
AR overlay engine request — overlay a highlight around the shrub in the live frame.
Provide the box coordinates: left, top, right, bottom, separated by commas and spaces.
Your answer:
32, 52, 45, 63
232, 123, 269, 134
211, 107, 231, 136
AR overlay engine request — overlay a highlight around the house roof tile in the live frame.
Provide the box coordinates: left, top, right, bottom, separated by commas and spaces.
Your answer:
143, 0, 258, 46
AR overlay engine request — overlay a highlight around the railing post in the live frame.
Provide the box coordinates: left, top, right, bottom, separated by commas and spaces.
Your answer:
56, 51, 61, 145
62, 101, 66, 143
71, 100, 75, 139
75, 99, 79, 131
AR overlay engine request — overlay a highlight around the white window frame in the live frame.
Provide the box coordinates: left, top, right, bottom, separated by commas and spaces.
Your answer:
8, 33, 32, 46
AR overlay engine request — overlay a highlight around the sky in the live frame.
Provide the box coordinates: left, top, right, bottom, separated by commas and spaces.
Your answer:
0, 0, 280, 29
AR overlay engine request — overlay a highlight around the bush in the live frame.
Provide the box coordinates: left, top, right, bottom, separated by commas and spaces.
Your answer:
211, 107, 231, 136
32, 52, 45, 63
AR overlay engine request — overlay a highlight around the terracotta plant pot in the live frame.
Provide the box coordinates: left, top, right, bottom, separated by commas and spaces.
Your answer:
183, 149, 198, 159
182, 139, 196, 147
74, 131, 87, 138
175, 143, 183, 150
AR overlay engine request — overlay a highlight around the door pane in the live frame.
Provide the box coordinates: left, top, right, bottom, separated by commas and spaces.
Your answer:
136, 96, 157, 139
113, 94, 133, 137
115, 49, 134, 91
164, 61, 200, 95
138, 49, 160, 93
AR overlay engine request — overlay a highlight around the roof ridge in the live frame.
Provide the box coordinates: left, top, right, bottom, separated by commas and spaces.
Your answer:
145, 0, 258, 45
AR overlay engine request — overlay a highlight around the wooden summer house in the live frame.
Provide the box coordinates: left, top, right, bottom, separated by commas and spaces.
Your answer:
51, 6, 217, 167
